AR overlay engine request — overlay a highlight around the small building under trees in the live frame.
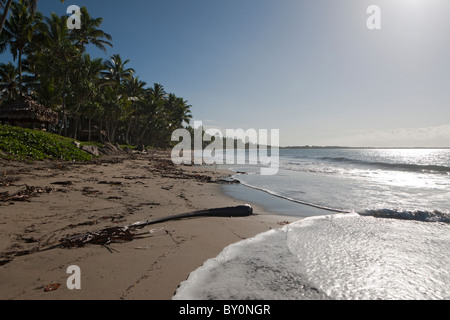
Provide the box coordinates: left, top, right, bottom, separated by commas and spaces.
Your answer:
0, 96, 58, 131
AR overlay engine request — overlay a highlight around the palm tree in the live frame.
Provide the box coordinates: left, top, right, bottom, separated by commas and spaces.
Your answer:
124, 75, 146, 144
70, 54, 104, 139
99, 54, 135, 143
171, 95, 192, 128
0, 0, 65, 36
1, 0, 42, 96
29, 7, 112, 137
136, 83, 166, 146
101, 54, 135, 86
0, 61, 19, 102
36, 12, 78, 135
99, 84, 130, 144
70, 6, 112, 53
0, 0, 14, 37
154, 93, 192, 146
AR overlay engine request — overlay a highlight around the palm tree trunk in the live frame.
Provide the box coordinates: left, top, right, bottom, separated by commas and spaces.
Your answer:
98, 119, 102, 142
137, 117, 153, 146
73, 113, 80, 139
0, 0, 13, 36
125, 117, 133, 145
88, 117, 91, 142
63, 97, 67, 136
18, 50, 23, 97
63, 70, 69, 136
110, 120, 118, 144
58, 94, 68, 136
105, 120, 111, 143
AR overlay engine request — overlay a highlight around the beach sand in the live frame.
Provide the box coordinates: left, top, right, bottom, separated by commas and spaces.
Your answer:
0, 151, 297, 300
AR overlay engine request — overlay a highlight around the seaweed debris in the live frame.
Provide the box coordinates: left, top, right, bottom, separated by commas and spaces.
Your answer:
0, 185, 53, 202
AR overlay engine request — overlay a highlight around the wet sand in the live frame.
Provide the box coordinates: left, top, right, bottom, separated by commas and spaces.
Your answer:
0, 151, 297, 300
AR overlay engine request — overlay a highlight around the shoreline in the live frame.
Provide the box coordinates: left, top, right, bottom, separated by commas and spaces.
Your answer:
0, 151, 299, 300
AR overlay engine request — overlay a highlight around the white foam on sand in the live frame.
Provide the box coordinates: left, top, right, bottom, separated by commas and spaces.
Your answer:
173, 213, 450, 300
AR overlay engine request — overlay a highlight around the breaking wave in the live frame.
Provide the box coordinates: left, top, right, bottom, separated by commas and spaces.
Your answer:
319, 156, 450, 174
358, 208, 450, 223
231, 176, 450, 222
174, 212, 450, 300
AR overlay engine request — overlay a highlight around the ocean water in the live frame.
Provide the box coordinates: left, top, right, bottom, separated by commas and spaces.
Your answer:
225, 148, 450, 214
173, 149, 450, 300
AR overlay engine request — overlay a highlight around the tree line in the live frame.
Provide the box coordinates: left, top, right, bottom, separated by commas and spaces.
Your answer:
0, 0, 192, 148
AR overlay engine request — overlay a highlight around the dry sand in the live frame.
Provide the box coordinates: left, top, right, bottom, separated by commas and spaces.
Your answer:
0, 151, 298, 300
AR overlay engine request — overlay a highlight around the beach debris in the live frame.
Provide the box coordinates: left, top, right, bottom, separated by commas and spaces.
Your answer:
152, 158, 176, 171
0, 206, 253, 265
0, 185, 53, 202
128, 204, 253, 229
217, 177, 241, 184
0, 180, 12, 187
149, 157, 214, 183
81, 186, 103, 196
44, 283, 61, 292
115, 175, 151, 180
66, 220, 97, 229
162, 173, 212, 183
39, 205, 253, 252
17, 235, 39, 243
50, 181, 73, 186
98, 180, 122, 186
0, 247, 39, 266
59, 226, 137, 248
0, 258, 13, 266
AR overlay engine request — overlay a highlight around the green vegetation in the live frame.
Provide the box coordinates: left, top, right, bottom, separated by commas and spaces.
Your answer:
0, 124, 91, 161
0, 0, 192, 151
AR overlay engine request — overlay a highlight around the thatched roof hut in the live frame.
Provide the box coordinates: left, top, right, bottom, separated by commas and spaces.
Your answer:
0, 96, 58, 127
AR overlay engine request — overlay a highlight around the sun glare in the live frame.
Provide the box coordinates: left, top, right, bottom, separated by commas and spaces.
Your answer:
391, 0, 444, 14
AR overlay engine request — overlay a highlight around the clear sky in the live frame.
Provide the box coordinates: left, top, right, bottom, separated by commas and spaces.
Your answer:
2, 0, 450, 147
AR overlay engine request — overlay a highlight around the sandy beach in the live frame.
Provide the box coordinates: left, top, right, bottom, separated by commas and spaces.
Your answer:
0, 151, 297, 300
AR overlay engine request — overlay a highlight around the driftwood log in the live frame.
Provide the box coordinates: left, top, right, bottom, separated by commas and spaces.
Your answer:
128, 204, 253, 229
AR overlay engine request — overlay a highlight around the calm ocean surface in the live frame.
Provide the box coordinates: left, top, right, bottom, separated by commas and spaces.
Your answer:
173, 149, 450, 300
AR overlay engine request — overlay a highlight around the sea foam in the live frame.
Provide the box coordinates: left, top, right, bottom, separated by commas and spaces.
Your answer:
173, 213, 450, 300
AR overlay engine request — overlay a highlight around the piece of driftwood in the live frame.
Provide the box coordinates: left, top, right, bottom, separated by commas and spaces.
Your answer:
127, 204, 253, 229
40, 205, 253, 252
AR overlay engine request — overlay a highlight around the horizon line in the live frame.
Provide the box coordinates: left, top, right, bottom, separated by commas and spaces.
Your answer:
278, 145, 450, 149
